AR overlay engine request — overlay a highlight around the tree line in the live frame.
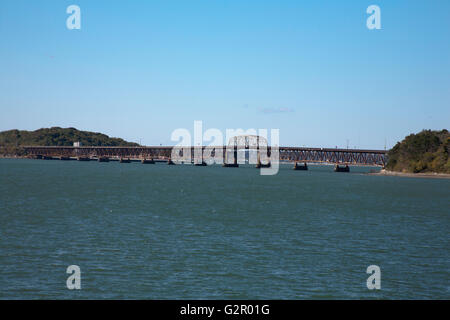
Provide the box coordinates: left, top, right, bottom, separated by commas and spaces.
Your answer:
386, 129, 450, 174
0, 127, 139, 156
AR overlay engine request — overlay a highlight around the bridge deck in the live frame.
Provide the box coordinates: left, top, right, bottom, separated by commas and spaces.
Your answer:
22, 146, 387, 166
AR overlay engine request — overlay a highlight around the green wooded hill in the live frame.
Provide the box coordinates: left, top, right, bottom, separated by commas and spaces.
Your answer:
386, 129, 450, 173
0, 127, 139, 155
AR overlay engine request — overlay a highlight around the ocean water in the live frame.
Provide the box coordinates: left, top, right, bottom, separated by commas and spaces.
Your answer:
0, 158, 448, 299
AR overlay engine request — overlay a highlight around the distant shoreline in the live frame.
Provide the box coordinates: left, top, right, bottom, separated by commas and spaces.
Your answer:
369, 169, 450, 179
0, 155, 24, 159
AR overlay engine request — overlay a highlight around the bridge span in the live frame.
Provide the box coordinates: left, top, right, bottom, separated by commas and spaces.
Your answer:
22, 145, 387, 167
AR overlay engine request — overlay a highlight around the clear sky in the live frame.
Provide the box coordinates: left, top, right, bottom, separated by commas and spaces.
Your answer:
0, 0, 449, 148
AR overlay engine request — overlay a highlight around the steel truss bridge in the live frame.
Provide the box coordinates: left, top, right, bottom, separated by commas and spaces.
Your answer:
22, 145, 387, 167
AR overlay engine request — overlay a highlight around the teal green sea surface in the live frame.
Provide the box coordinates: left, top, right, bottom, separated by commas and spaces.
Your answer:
0, 159, 449, 299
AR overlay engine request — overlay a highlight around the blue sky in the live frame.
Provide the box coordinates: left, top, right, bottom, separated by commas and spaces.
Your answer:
0, 0, 449, 148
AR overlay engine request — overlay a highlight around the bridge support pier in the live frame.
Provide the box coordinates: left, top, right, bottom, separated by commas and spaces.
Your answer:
223, 145, 239, 167
334, 164, 350, 172
293, 162, 308, 170
255, 153, 270, 168
223, 162, 239, 167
